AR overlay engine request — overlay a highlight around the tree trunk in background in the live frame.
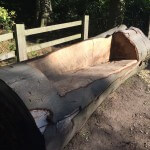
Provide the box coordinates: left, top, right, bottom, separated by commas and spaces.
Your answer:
35, 0, 41, 25
108, 0, 125, 28
35, 0, 52, 26
40, 0, 52, 26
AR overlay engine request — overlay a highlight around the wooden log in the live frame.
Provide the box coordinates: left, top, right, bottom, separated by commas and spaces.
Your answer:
44, 28, 150, 150
122, 27, 150, 61
0, 27, 149, 150
45, 61, 147, 150
0, 79, 45, 150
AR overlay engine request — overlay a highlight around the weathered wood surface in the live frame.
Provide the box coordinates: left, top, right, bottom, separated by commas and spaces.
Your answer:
43, 28, 150, 149
82, 15, 89, 40
122, 27, 150, 61
25, 21, 82, 36
45, 61, 147, 150
27, 34, 81, 52
0, 27, 150, 150
0, 32, 13, 42
14, 24, 27, 62
0, 51, 15, 61
0, 80, 46, 150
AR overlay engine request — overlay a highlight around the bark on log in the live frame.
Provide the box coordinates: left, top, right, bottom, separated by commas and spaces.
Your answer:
0, 27, 149, 150
0, 80, 45, 150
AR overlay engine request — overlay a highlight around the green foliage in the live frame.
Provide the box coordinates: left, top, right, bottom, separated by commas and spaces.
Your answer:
51, 0, 126, 35
9, 40, 16, 51
31, 51, 38, 57
0, 7, 16, 31
124, 0, 150, 34
0, 0, 150, 35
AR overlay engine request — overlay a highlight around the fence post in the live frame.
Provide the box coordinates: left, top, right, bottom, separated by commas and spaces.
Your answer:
82, 15, 89, 40
14, 24, 27, 62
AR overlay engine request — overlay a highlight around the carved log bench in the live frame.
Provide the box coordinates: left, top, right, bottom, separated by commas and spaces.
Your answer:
0, 27, 149, 150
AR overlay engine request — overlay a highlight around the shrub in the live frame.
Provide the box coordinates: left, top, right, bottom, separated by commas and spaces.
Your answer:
0, 7, 16, 31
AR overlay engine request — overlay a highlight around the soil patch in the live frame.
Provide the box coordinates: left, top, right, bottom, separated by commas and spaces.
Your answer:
64, 67, 150, 150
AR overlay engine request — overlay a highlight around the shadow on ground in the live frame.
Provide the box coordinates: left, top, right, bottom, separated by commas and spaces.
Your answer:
64, 72, 150, 150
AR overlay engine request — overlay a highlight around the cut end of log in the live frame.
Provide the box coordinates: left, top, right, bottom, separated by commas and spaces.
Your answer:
110, 32, 138, 61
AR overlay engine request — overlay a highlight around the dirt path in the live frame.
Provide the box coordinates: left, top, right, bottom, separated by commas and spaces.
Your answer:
64, 66, 150, 150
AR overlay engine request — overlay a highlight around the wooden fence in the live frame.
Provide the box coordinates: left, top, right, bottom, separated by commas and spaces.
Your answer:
0, 15, 89, 62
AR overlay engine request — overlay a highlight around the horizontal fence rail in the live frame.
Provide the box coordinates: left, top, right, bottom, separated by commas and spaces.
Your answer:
0, 33, 13, 42
0, 51, 15, 61
0, 15, 89, 63
0, 32, 15, 61
25, 21, 82, 36
27, 34, 81, 52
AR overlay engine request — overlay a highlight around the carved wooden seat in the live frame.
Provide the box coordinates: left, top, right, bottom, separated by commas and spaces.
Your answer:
0, 27, 149, 150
